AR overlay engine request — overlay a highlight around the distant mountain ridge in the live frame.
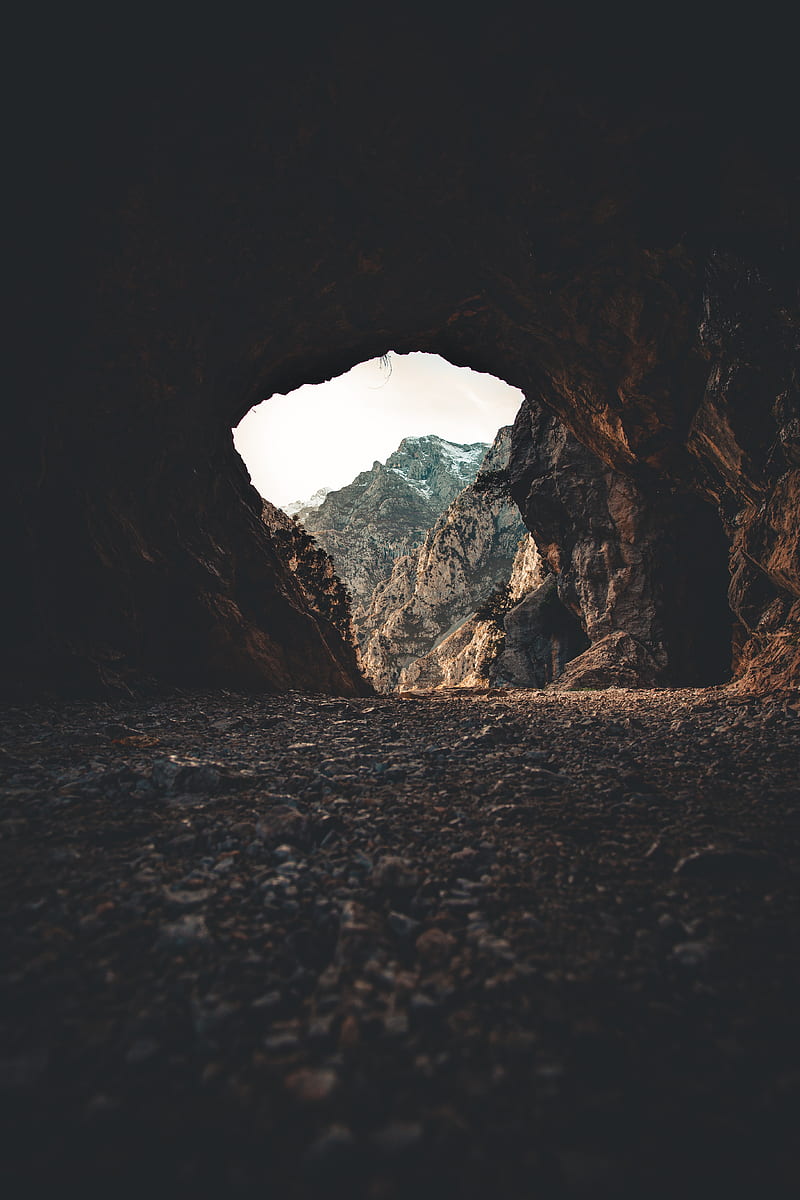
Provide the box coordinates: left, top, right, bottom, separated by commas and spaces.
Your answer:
296, 435, 488, 611
284, 487, 332, 521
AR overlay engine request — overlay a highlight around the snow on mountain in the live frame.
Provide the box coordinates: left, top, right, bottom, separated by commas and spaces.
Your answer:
283, 486, 332, 517
296, 434, 490, 610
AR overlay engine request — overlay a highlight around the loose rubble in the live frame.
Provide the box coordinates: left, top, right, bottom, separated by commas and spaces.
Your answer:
0, 686, 798, 1198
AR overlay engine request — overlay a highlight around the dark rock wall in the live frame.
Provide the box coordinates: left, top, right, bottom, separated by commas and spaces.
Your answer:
4, 12, 798, 694
499, 577, 590, 689
509, 398, 734, 686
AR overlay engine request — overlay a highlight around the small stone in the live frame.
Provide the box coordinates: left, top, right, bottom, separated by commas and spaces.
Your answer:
383, 1010, 409, 1036
285, 1066, 338, 1103
163, 886, 211, 910
251, 990, 282, 1010
256, 807, 307, 844
151, 757, 222, 794
157, 914, 211, 948
371, 856, 420, 892
387, 911, 421, 938
671, 941, 712, 968
339, 1013, 360, 1050
524, 767, 572, 787
415, 928, 456, 965
476, 934, 514, 961
410, 992, 439, 1015
263, 1031, 300, 1052
307, 1014, 335, 1043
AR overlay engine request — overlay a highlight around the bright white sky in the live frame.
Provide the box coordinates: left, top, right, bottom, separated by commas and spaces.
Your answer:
233, 352, 523, 507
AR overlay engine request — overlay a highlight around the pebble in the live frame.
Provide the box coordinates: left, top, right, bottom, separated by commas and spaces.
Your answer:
371, 855, 420, 892
284, 1066, 338, 1103
150, 757, 222, 794
671, 941, 713, 968
156, 914, 211, 948
415, 928, 456, 964
2, 687, 798, 1197
387, 911, 421, 937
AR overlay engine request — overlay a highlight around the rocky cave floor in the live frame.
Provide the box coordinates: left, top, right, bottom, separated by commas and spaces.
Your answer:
1, 686, 799, 1199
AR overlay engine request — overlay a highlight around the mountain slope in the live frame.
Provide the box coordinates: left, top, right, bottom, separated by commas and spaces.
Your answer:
359, 427, 528, 690
298, 436, 488, 610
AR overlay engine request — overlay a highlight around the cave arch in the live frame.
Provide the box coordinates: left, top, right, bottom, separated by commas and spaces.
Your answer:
234, 347, 735, 693
4, 14, 797, 696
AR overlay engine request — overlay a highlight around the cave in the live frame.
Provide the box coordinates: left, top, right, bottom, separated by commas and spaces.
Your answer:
5, 13, 797, 699
2, 9, 798, 1199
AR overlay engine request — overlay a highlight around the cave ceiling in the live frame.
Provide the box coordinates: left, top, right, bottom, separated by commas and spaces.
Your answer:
4, 9, 798, 694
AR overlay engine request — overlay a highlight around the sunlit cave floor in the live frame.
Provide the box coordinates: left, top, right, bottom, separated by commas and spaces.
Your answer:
1, 687, 798, 1199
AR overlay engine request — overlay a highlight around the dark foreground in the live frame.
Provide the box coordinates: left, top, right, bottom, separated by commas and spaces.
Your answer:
1, 687, 798, 1198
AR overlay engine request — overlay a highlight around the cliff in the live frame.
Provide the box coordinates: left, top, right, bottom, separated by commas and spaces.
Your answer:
359, 428, 528, 690
298, 436, 488, 612
4, 13, 797, 695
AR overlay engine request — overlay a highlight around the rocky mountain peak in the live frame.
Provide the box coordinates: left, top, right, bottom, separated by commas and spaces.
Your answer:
295, 434, 490, 610
358, 425, 528, 691
284, 487, 332, 521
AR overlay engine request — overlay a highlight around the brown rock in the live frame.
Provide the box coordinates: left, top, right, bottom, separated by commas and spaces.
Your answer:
285, 1068, 338, 1104
4, 19, 797, 698
416, 928, 457, 965
551, 632, 662, 691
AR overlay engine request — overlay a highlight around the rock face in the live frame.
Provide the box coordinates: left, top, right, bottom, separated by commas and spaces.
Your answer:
498, 576, 591, 688
259, 500, 361, 669
359, 429, 527, 690
4, 12, 798, 695
689, 252, 800, 693
299, 436, 488, 612
509, 398, 734, 687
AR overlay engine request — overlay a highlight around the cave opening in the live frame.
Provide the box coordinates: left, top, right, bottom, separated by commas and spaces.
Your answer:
232, 351, 735, 695
233, 351, 523, 513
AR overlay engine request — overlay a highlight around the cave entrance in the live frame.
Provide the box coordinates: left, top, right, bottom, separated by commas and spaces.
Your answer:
233, 351, 522, 513
233, 351, 538, 692
233, 353, 734, 695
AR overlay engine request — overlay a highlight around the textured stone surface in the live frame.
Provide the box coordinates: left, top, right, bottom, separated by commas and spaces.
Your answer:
260, 501, 364, 679
2, 686, 798, 1197
299, 436, 487, 612
551, 631, 662, 691
397, 534, 574, 692
498, 576, 590, 688
509, 398, 734, 686
4, 11, 797, 695
360, 429, 527, 690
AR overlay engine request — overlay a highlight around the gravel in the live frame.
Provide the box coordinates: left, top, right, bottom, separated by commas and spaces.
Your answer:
0, 684, 798, 1198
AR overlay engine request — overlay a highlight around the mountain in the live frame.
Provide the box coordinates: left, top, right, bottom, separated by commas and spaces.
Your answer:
396, 533, 548, 690
284, 487, 332, 521
260, 499, 360, 658
358, 427, 529, 690
296, 435, 488, 611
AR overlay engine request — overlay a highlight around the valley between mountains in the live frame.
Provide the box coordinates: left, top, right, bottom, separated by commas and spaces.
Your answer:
268, 429, 558, 695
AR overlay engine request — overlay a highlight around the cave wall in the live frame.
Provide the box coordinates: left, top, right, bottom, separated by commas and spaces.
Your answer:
509, 397, 734, 686
4, 11, 798, 694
